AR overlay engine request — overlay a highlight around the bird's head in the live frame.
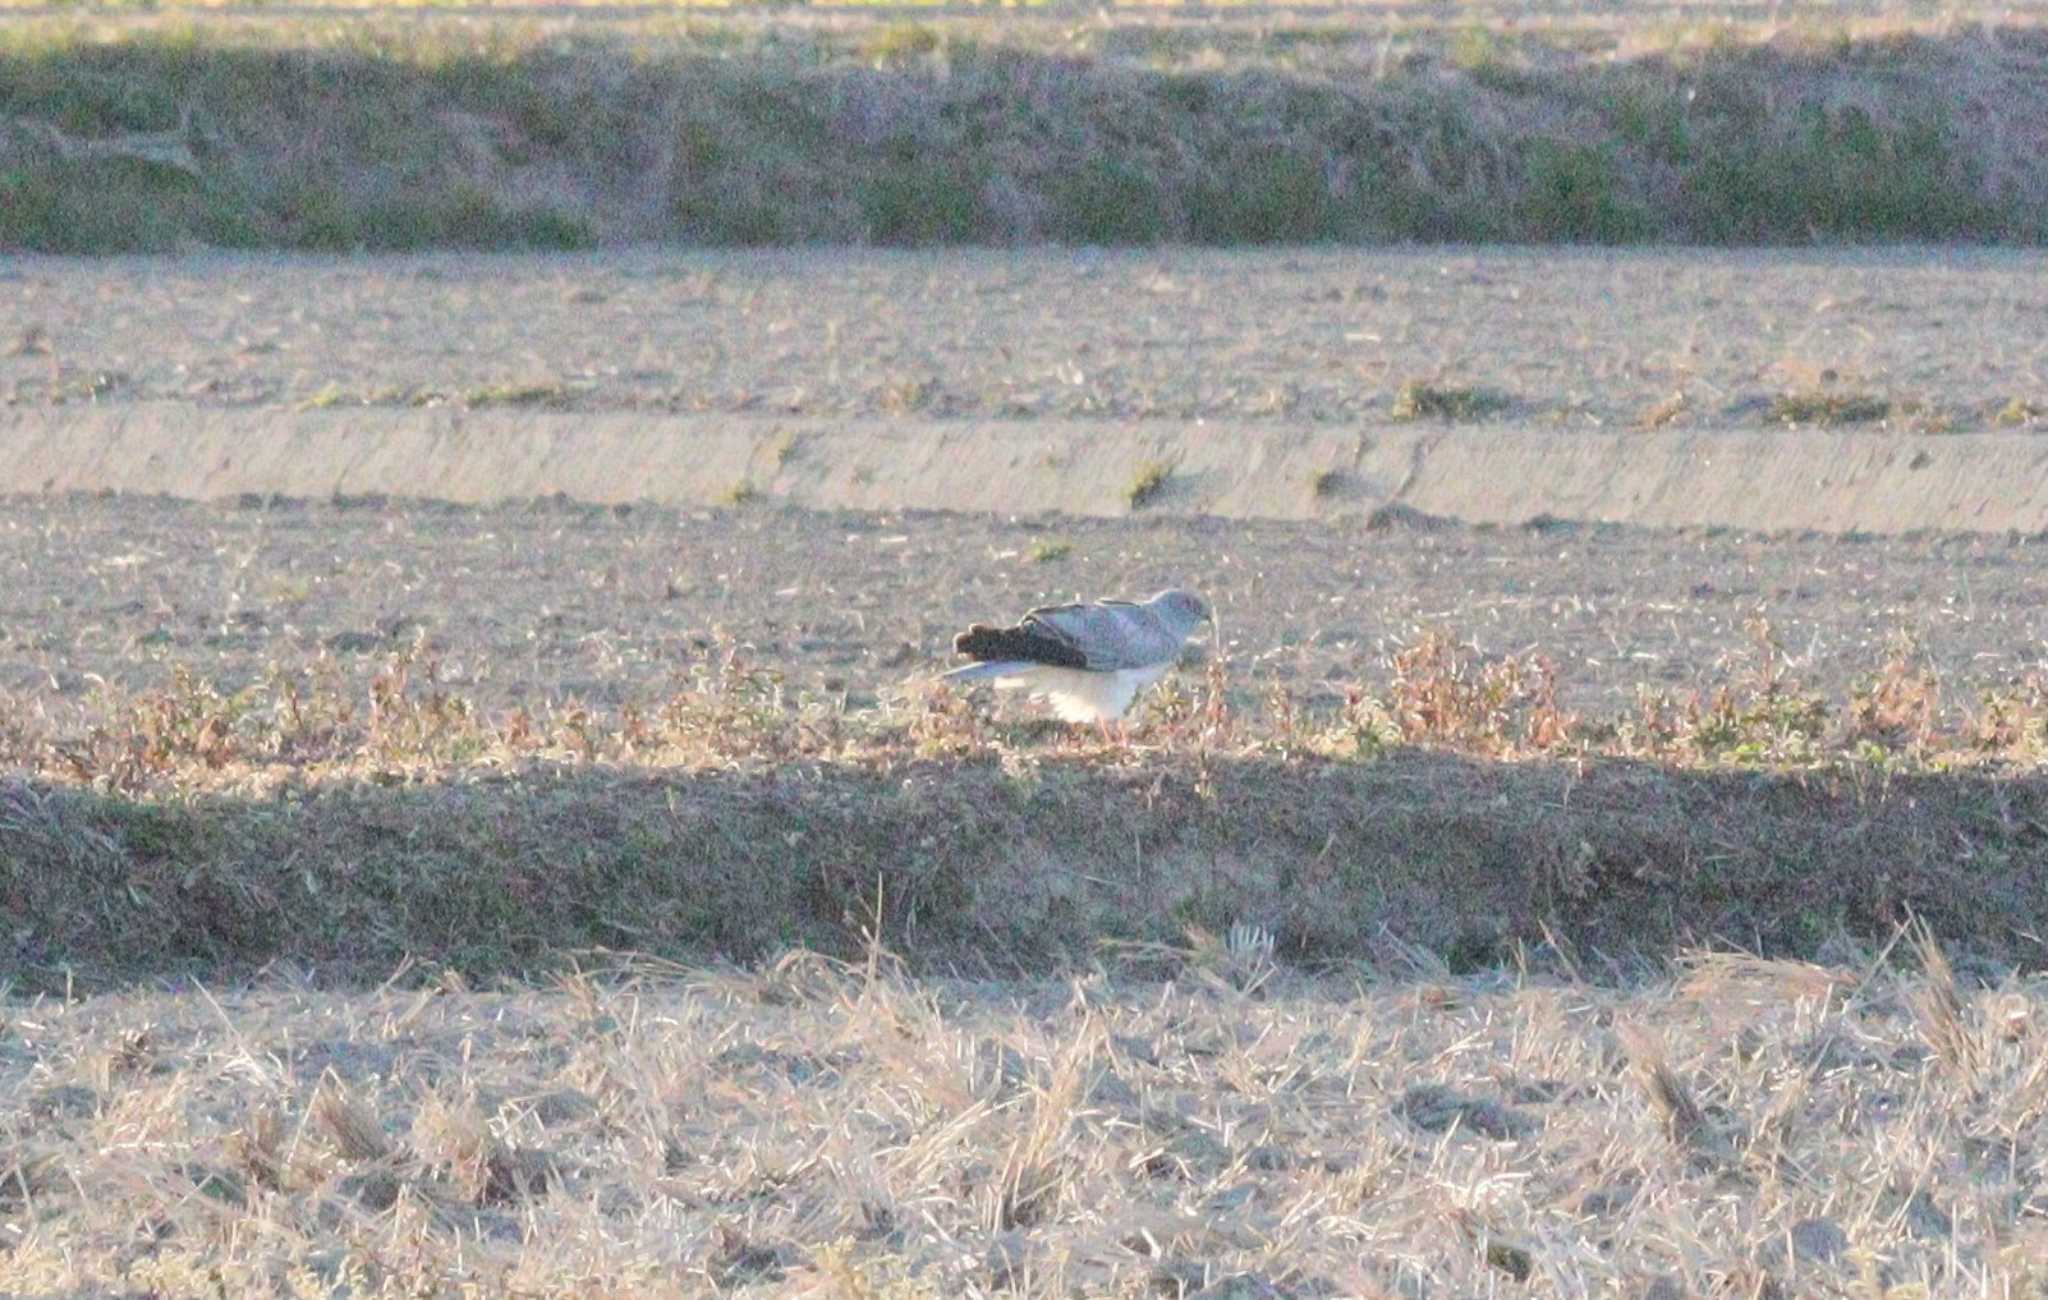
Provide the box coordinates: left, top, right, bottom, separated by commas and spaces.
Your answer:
1150, 588, 1212, 634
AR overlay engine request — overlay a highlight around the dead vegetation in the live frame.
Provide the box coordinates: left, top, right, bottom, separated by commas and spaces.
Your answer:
8, 617, 2035, 802
6, 928, 2048, 1298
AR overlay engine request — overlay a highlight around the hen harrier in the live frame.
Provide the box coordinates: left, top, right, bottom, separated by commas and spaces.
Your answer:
941, 589, 1211, 742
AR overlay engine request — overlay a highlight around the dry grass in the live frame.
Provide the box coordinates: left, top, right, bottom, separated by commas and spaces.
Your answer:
9, 620, 2035, 800
6, 932, 2048, 1298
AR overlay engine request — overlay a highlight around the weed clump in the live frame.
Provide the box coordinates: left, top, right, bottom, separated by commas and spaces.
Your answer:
1391, 382, 1514, 422
859, 146, 986, 247
1187, 151, 1344, 244
1769, 391, 1890, 427
1992, 398, 2044, 427
861, 21, 940, 66
1124, 460, 1173, 510
1386, 629, 1574, 756
465, 381, 573, 409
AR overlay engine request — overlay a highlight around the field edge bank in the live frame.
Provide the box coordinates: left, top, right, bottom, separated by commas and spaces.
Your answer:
5, 407, 2047, 535
4, 752, 2042, 988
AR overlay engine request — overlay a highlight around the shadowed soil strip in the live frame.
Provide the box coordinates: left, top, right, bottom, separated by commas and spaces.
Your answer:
6, 751, 2044, 987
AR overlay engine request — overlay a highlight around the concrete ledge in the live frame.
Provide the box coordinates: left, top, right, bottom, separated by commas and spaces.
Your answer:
5, 405, 2046, 534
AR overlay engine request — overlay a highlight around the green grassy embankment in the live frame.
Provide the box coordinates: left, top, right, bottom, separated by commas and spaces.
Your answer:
2, 12, 2044, 252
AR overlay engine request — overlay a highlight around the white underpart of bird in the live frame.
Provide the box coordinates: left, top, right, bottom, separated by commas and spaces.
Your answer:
941, 589, 1212, 726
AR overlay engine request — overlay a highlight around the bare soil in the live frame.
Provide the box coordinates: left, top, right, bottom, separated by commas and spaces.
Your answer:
2, 491, 2044, 724
2, 246, 2045, 724
8, 246, 2046, 430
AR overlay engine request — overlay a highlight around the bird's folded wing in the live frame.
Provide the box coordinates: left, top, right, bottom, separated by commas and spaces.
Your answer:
1025, 601, 1179, 671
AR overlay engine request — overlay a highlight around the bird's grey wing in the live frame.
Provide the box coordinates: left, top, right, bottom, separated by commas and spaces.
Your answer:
1026, 600, 1177, 671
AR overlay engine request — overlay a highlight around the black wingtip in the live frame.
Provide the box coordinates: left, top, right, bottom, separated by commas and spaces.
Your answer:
953, 623, 1089, 669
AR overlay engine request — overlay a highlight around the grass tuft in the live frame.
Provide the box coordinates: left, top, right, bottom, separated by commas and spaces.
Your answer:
1993, 397, 2044, 427
1518, 140, 1652, 243
296, 382, 349, 412
1634, 390, 1691, 429
861, 21, 941, 66
1124, 459, 1173, 510
465, 380, 573, 409
1391, 382, 1515, 422
1769, 390, 1891, 426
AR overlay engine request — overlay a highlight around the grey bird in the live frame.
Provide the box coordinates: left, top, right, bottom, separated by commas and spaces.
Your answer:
942, 589, 1212, 742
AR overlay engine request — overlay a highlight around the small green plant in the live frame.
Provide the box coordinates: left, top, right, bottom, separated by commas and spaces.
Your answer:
1028, 537, 1073, 564
1769, 391, 1889, 426
466, 381, 572, 409
297, 383, 349, 412
1125, 460, 1173, 510
862, 21, 940, 65
1309, 468, 1343, 499
1608, 85, 1693, 165
720, 480, 760, 506
1993, 398, 2043, 427
1391, 383, 1514, 422
1448, 25, 1509, 74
